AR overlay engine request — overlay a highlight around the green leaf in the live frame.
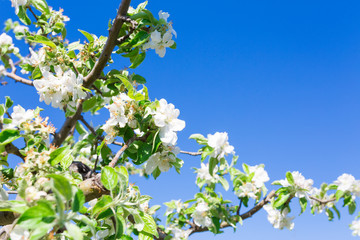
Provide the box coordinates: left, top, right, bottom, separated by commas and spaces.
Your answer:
132, 74, 146, 84
31, 0, 50, 15
83, 96, 97, 112
348, 201, 356, 215
273, 193, 290, 208
0, 200, 28, 213
17, 6, 31, 25
29, 35, 56, 49
47, 174, 72, 201
101, 166, 119, 191
286, 172, 295, 185
141, 213, 158, 238
49, 146, 74, 169
31, 66, 42, 79
5, 96, 13, 109
92, 195, 113, 217
65, 222, 83, 240
219, 176, 229, 191
208, 157, 218, 176
78, 29, 94, 43
139, 232, 152, 240
129, 52, 146, 69
17, 201, 55, 225
0, 129, 20, 145
335, 190, 344, 202
299, 197, 307, 214
189, 133, 207, 145
30, 222, 55, 240
72, 189, 85, 212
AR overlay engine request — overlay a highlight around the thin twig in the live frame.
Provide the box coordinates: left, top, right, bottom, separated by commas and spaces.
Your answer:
2, 55, 34, 86
83, 0, 132, 88
6, 191, 17, 195
109, 135, 137, 168
27, 6, 39, 21
309, 196, 336, 205
236, 199, 243, 216
5, 143, 25, 162
180, 150, 202, 156
53, 0, 132, 147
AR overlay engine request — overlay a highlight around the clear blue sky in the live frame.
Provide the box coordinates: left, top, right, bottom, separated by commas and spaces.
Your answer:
1, 0, 360, 239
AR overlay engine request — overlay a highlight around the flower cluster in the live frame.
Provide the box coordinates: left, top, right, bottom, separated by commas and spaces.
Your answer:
102, 93, 138, 143
168, 226, 191, 240
207, 132, 235, 159
165, 199, 188, 216
278, 171, 313, 198
10, 0, 28, 14
0, 32, 18, 54
143, 11, 176, 57
33, 66, 87, 110
191, 200, 212, 228
263, 204, 295, 230
195, 163, 220, 185
15, 148, 57, 185
235, 164, 269, 200
350, 219, 360, 237
145, 145, 180, 175
146, 98, 185, 146
2, 105, 35, 129
334, 173, 360, 197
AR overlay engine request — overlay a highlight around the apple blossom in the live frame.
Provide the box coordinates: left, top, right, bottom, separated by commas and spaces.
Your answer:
334, 173, 360, 196
0, 65, 6, 77
350, 219, 360, 237
278, 171, 313, 198
10, 225, 30, 240
195, 163, 220, 184
143, 30, 175, 57
10, 0, 28, 14
0, 33, 13, 47
3, 105, 34, 129
207, 132, 235, 159
146, 98, 185, 146
168, 227, 191, 240
145, 146, 180, 174
248, 164, 270, 188
191, 200, 212, 228
263, 204, 295, 230
235, 182, 258, 199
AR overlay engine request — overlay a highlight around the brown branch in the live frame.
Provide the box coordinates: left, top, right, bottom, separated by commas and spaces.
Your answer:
4, 72, 33, 86
309, 196, 336, 205
52, 0, 132, 147
52, 100, 84, 147
180, 150, 202, 156
27, 6, 39, 21
108, 135, 137, 168
83, 0, 132, 88
5, 143, 25, 161
187, 190, 277, 236
2, 55, 34, 86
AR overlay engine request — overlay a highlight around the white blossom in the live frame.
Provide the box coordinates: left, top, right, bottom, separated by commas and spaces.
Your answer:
334, 174, 360, 196
191, 201, 212, 228
33, 67, 86, 109
0, 65, 6, 77
146, 99, 185, 146
143, 29, 175, 58
145, 146, 180, 174
195, 163, 219, 184
26, 47, 46, 67
159, 10, 170, 22
350, 219, 360, 237
13, 25, 28, 34
10, 0, 28, 14
168, 227, 191, 240
25, 186, 47, 202
235, 182, 258, 199
3, 105, 34, 129
278, 171, 313, 198
248, 164, 270, 188
0, 33, 13, 46
263, 204, 294, 230
0, 186, 8, 200
10, 225, 30, 240
207, 132, 234, 159
101, 93, 136, 143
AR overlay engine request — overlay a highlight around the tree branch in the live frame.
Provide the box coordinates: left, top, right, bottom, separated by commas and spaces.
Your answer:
179, 150, 202, 156
187, 190, 277, 236
4, 143, 25, 161
3, 55, 33, 86
52, 0, 132, 147
83, 0, 132, 88
309, 196, 336, 205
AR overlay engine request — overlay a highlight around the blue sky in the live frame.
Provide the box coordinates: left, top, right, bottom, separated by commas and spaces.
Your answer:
1, 0, 360, 239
